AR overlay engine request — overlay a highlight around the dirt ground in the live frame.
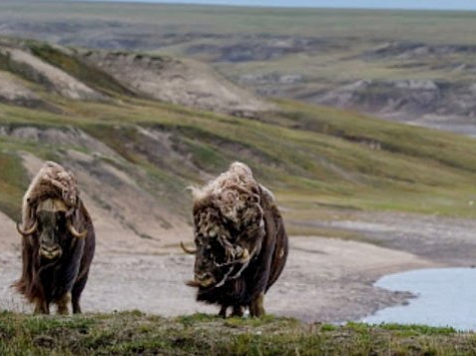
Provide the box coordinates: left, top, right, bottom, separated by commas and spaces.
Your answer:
5, 206, 470, 323
2, 157, 472, 322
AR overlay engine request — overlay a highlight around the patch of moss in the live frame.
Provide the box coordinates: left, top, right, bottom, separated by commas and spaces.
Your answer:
27, 42, 135, 97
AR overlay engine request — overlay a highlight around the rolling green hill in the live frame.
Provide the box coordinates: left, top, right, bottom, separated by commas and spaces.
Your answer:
2, 35, 476, 356
1, 38, 476, 236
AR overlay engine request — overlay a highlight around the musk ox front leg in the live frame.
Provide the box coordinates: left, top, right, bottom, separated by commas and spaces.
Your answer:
249, 292, 265, 317
231, 305, 244, 317
219, 305, 244, 317
218, 305, 228, 318
57, 293, 71, 315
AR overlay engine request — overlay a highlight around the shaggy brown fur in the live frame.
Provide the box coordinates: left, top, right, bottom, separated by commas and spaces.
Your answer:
13, 161, 95, 315
187, 162, 288, 317
20, 161, 79, 230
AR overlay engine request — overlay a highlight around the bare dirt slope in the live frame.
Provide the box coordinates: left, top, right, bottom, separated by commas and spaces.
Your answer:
4, 153, 474, 323
0, 45, 103, 101
0, 210, 17, 252
0, 70, 43, 107
0, 219, 436, 322
0, 38, 274, 117
19, 151, 189, 254
80, 50, 275, 116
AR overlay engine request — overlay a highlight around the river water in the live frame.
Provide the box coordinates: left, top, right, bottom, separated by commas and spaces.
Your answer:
363, 268, 476, 331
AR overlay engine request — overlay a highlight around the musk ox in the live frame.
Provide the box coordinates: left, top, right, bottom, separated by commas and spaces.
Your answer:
182, 162, 288, 317
14, 161, 95, 315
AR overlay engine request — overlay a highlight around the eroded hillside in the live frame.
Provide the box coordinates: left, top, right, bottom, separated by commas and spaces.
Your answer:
2, 37, 476, 248
0, 38, 271, 116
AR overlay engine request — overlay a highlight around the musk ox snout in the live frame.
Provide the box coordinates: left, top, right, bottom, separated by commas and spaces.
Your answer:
194, 272, 216, 287
39, 244, 62, 260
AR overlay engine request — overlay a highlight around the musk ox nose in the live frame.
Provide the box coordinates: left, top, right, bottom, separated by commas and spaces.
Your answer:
195, 272, 215, 287
39, 245, 62, 260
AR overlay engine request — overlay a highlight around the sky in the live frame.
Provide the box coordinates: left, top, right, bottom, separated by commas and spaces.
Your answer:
81, 0, 476, 11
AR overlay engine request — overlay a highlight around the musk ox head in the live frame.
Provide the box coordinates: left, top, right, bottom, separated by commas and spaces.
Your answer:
182, 162, 265, 288
16, 161, 86, 260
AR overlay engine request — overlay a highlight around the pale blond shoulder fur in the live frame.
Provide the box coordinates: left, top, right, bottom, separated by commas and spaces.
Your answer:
21, 161, 79, 227
190, 162, 262, 224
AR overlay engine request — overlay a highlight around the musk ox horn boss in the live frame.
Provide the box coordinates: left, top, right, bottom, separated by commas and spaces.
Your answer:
182, 162, 288, 317
13, 161, 95, 315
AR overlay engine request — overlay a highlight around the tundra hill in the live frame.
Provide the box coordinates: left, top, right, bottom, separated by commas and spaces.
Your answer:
1, 38, 476, 250
2, 2, 476, 135
0, 38, 272, 117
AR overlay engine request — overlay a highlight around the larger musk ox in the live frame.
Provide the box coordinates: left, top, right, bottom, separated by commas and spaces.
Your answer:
14, 161, 95, 314
182, 162, 288, 317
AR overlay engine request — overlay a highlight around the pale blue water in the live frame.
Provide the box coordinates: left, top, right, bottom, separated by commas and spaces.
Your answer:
363, 268, 476, 331
80, 0, 476, 11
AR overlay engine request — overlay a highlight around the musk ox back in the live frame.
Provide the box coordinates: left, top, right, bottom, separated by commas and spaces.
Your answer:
182, 162, 288, 317
14, 161, 95, 315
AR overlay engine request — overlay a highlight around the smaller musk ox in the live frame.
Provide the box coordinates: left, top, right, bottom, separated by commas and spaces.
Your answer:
182, 162, 288, 317
14, 161, 95, 315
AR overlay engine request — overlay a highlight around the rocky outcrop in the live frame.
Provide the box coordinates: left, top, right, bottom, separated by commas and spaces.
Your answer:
0, 45, 103, 101
0, 71, 44, 108
314, 79, 476, 121
80, 50, 275, 116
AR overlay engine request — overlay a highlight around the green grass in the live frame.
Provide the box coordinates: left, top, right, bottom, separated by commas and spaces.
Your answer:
3, 77, 476, 223
0, 312, 474, 356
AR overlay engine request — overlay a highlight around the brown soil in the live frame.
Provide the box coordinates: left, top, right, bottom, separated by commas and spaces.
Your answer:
0, 206, 442, 322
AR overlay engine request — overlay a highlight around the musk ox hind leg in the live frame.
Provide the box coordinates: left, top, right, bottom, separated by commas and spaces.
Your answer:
71, 274, 89, 314
231, 305, 244, 317
34, 299, 50, 315
249, 293, 265, 317
218, 305, 228, 318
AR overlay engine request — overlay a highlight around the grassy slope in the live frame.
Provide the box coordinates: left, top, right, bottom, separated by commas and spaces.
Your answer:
2, 44, 476, 228
1, 36, 476, 356
1, 311, 474, 356
2, 93, 476, 229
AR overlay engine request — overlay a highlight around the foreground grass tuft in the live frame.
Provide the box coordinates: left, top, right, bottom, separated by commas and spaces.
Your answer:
0, 312, 474, 356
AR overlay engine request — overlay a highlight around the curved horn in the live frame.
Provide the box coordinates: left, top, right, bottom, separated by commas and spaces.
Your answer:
185, 280, 201, 288
180, 241, 197, 254
16, 220, 38, 236
67, 220, 87, 239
